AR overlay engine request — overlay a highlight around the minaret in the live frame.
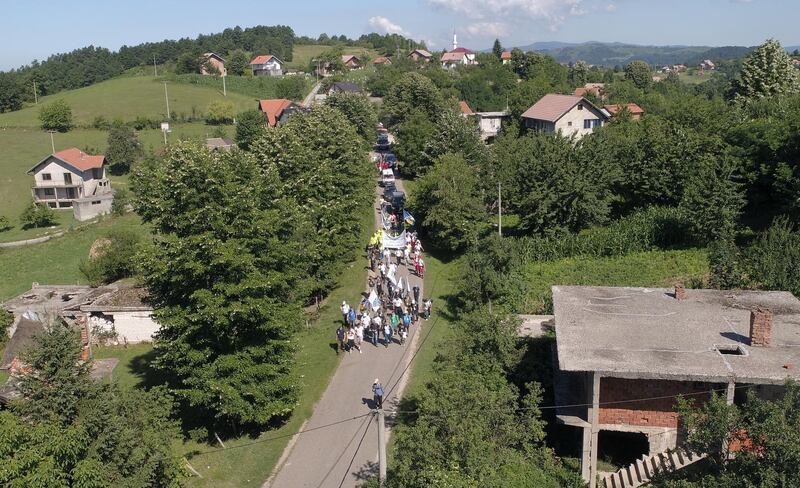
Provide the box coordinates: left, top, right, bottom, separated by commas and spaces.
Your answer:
453, 31, 458, 51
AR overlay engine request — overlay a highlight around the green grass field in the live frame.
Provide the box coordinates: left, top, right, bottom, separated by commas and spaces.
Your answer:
0, 213, 146, 301
678, 70, 712, 85
288, 45, 376, 70
0, 123, 223, 241
0, 76, 255, 128
521, 248, 709, 313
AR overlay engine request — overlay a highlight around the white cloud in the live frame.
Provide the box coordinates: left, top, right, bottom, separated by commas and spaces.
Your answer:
605, 3, 617, 12
428, 0, 610, 30
464, 22, 509, 37
368, 16, 411, 36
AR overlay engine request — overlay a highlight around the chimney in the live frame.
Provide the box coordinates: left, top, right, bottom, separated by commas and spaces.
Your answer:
674, 284, 687, 300
749, 307, 773, 347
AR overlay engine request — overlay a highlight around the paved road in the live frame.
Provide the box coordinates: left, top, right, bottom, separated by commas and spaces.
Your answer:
303, 81, 323, 107
266, 177, 424, 488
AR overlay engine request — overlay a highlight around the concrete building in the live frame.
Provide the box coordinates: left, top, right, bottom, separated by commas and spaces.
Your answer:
250, 54, 284, 76
3, 283, 159, 346
542, 285, 800, 487
459, 100, 509, 140
28, 147, 113, 221
441, 33, 477, 69
521, 94, 608, 139
201, 53, 226, 75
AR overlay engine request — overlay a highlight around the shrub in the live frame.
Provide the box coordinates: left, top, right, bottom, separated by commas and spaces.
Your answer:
0, 215, 10, 231
39, 99, 73, 132
79, 230, 141, 286
0, 309, 12, 350
206, 100, 235, 124
19, 201, 56, 229
111, 188, 130, 216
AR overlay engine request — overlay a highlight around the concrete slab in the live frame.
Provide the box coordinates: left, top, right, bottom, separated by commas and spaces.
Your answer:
553, 286, 800, 384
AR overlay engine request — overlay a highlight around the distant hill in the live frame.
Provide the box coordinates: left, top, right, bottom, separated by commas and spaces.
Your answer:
502, 41, 756, 66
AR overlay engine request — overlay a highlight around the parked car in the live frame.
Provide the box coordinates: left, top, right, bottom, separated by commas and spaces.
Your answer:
376, 133, 390, 150
381, 168, 395, 187
383, 181, 396, 200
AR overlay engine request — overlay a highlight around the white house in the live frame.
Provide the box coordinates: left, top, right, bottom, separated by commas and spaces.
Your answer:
250, 54, 284, 76
27, 147, 113, 221
441, 33, 477, 69
521, 94, 609, 140
460, 101, 509, 140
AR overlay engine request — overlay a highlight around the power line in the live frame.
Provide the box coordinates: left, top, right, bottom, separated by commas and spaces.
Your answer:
338, 411, 373, 488
314, 413, 374, 488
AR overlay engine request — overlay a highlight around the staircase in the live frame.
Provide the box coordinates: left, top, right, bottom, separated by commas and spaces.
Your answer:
602, 449, 707, 488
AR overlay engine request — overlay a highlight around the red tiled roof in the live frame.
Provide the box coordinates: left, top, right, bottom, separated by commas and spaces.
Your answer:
521, 94, 589, 122
258, 99, 294, 127
250, 55, 276, 65
54, 148, 105, 171
459, 101, 474, 115
451, 47, 474, 54
604, 103, 645, 115
373, 56, 391, 64
441, 52, 464, 62
573, 87, 588, 97
501, 51, 512, 60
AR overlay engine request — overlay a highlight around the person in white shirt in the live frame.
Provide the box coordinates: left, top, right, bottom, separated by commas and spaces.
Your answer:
341, 301, 350, 326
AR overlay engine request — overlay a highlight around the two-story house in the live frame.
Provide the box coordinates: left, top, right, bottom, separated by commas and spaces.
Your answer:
521, 94, 608, 140
408, 49, 432, 62
250, 55, 284, 76
27, 148, 113, 221
201, 53, 226, 75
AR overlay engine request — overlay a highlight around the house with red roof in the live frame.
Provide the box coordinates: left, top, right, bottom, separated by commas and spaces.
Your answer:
27, 148, 113, 220
372, 56, 392, 66
257, 99, 305, 127
501, 51, 512, 64
604, 103, 645, 120
250, 55, 284, 76
341, 55, 362, 69
573, 83, 605, 99
521, 94, 608, 140
408, 49, 432, 62
201, 53, 226, 76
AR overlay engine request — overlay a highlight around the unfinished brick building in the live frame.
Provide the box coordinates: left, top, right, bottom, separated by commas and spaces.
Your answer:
550, 285, 800, 487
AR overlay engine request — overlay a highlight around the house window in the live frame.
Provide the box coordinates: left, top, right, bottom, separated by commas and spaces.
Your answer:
64, 173, 72, 184
48, 202, 57, 208
577, 104, 584, 110
42, 173, 52, 181
91, 200, 101, 205
44, 188, 54, 196
567, 121, 573, 127
584, 119, 601, 129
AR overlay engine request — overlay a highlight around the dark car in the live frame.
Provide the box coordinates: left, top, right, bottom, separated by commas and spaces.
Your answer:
382, 153, 397, 168
376, 134, 390, 150
383, 181, 396, 200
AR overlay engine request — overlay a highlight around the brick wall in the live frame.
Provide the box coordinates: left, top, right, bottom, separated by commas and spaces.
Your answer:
599, 378, 713, 428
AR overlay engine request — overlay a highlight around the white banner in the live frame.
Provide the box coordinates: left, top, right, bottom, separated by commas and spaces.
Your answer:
382, 231, 406, 249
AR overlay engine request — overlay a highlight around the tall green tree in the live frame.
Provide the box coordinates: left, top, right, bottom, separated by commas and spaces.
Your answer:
234, 108, 266, 150
226, 49, 250, 76
412, 153, 488, 252
39, 99, 73, 131
324, 91, 378, 144
2, 320, 183, 487
175, 51, 202, 74
492, 38, 504, 59
624, 60, 652, 89
424, 109, 489, 172
680, 152, 745, 243
19, 200, 56, 229
383, 72, 447, 126
569, 60, 589, 87
106, 123, 143, 174
733, 39, 800, 101
394, 109, 436, 177
134, 143, 305, 430
250, 106, 373, 294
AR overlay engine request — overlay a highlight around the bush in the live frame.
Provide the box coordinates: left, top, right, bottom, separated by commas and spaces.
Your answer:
743, 217, 800, 296
39, 99, 73, 132
19, 201, 56, 229
79, 230, 142, 286
111, 188, 130, 216
206, 100, 235, 124
0, 215, 10, 232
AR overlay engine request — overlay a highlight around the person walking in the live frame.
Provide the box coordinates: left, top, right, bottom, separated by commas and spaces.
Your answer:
354, 325, 363, 353
413, 286, 420, 305
371, 314, 382, 346
348, 307, 357, 328
383, 322, 393, 347
372, 379, 384, 409
341, 301, 350, 326
336, 326, 346, 355
402, 311, 411, 331
346, 327, 357, 354
395, 248, 403, 265
411, 299, 419, 323
423, 298, 433, 320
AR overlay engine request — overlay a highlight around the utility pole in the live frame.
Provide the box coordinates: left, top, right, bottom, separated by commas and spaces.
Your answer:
163, 82, 170, 119
153, 54, 158, 77
48, 131, 55, 153
33, 81, 38, 104
498, 183, 502, 236
377, 410, 387, 485
222, 73, 227, 97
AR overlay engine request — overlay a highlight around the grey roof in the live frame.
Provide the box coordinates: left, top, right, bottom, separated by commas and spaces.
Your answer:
3, 285, 112, 315
330, 82, 363, 93
553, 286, 800, 384
0, 317, 44, 370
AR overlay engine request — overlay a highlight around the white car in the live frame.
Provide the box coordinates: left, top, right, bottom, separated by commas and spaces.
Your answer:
381, 169, 395, 186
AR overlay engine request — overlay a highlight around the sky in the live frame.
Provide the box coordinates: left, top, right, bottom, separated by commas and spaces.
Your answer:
1, 0, 798, 70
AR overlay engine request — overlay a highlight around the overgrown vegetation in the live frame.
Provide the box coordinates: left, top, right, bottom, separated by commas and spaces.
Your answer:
19, 200, 56, 229
79, 229, 142, 286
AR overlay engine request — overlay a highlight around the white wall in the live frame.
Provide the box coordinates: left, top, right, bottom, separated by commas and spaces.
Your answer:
554, 103, 605, 139
90, 311, 158, 344
33, 158, 84, 186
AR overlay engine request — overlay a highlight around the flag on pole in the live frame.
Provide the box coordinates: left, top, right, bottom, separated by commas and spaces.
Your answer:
369, 290, 381, 312
403, 210, 415, 227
